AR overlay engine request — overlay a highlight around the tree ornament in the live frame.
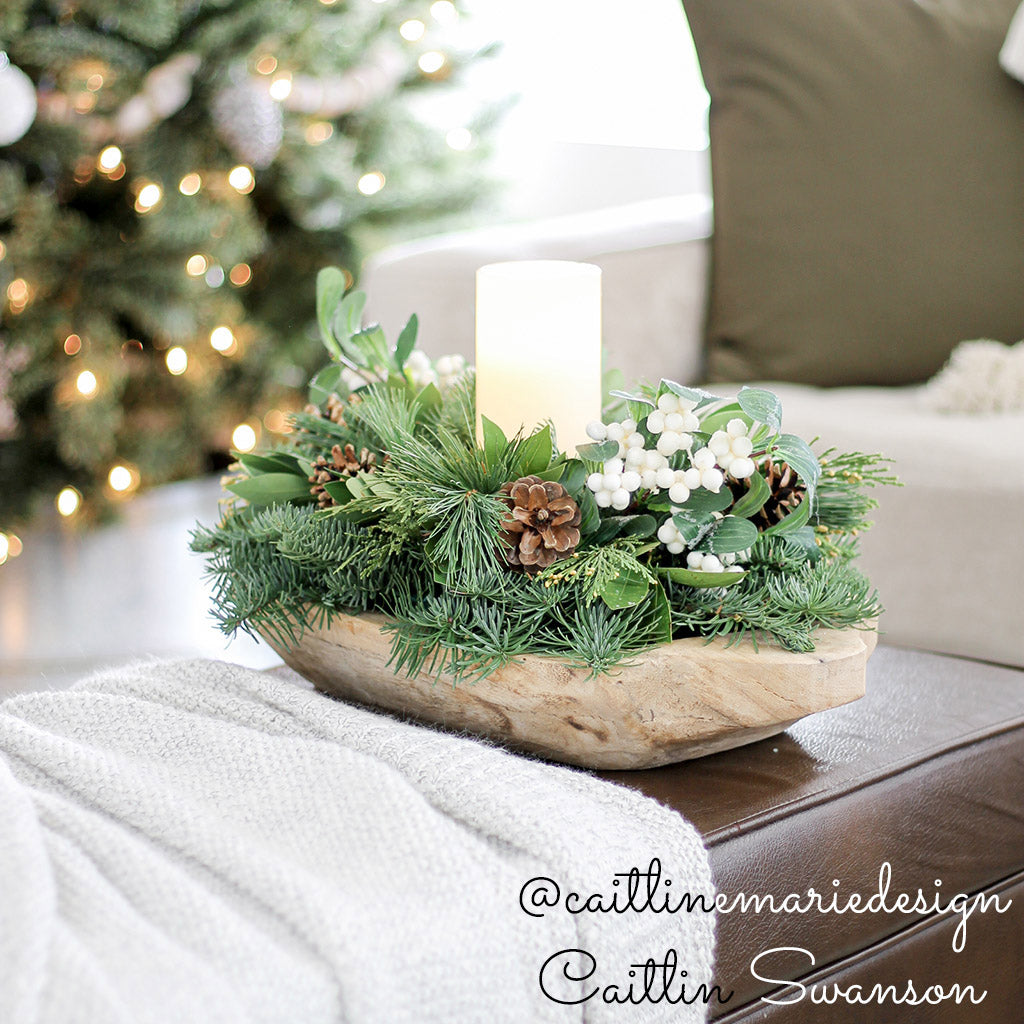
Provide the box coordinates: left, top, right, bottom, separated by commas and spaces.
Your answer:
0, 54, 37, 146
308, 443, 378, 507
498, 475, 581, 573
212, 68, 283, 168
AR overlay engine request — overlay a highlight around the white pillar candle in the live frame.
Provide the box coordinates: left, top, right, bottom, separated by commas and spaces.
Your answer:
475, 260, 602, 455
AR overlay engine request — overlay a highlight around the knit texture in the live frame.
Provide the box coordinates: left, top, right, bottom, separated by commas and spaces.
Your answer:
0, 659, 716, 1023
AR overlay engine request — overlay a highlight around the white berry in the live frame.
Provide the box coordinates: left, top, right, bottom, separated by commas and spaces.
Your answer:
625, 432, 645, 449
657, 393, 680, 413
640, 469, 658, 489
621, 419, 637, 434
594, 490, 612, 508
730, 457, 756, 479
683, 467, 702, 489
655, 466, 676, 490
611, 488, 631, 510
606, 422, 625, 442
586, 420, 608, 441
667, 541, 685, 554
646, 410, 665, 433
727, 418, 748, 437
624, 446, 646, 467
586, 472, 604, 491
602, 473, 621, 491
703, 555, 724, 573
686, 551, 703, 568
657, 431, 682, 456
644, 450, 666, 470
620, 470, 642, 492
668, 482, 690, 504
702, 468, 724, 492
732, 436, 754, 458
603, 458, 624, 475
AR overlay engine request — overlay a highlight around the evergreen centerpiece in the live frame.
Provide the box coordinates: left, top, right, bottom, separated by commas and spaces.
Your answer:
192, 268, 896, 693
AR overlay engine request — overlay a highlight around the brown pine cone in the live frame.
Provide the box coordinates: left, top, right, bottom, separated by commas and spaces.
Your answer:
498, 475, 581, 573
309, 443, 378, 507
753, 458, 806, 527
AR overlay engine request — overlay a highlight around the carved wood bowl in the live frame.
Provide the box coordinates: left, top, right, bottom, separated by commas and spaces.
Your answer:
264, 613, 877, 770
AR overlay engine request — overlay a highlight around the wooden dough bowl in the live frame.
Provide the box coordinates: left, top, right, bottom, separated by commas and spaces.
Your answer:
265, 613, 877, 770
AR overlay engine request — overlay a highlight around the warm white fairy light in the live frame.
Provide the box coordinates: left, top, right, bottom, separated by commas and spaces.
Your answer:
232, 423, 257, 452
135, 182, 162, 212
64, 334, 82, 355
0, 533, 8, 565
305, 121, 333, 145
205, 264, 225, 288
357, 171, 386, 196
228, 165, 255, 194
1, 533, 22, 560
107, 464, 136, 493
179, 172, 202, 196
418, 51, 446, 74
186, 253, 208, 276
210, 326, 235, 352
446, 127, 472, 151
268, 75, 292, 101
430, 1, 458, 24
400, 19, 425, 41
56, 487, 81, 518
75, 370, 97, 396
97, 145, 122, 172
165, 346, 188, 375
229, 263, 252, 286
255, 55, 278, 75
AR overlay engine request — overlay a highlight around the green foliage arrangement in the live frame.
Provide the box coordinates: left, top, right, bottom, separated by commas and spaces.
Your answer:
192, 268, 897, 682
0, 0, 496, 527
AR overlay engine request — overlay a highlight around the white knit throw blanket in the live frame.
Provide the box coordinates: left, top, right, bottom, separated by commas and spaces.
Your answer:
0, 659, 716, 1024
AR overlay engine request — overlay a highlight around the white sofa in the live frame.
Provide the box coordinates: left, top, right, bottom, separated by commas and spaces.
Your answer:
362, 196, 1024, 669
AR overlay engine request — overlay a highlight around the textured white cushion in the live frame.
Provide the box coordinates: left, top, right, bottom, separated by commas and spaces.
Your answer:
764, 383, 1024, 667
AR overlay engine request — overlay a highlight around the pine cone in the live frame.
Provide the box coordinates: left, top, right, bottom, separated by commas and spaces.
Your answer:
752, 458, 806, 528
498, 475, 581, 573
309, 443, 378, 507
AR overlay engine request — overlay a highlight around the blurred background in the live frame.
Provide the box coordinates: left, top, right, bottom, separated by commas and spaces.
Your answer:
0, 0, 710, 692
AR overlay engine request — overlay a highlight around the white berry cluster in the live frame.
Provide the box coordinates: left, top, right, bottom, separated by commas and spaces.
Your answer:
685, 550, 747, 574
586, 458, 642, 510
645, 392, 701, 456
656, 517, 688, 554
708, 419, 756, 480
404, 350, 468, 390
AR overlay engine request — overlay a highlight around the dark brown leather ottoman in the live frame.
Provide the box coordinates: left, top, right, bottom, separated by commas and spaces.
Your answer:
601, 646, 1024, 1022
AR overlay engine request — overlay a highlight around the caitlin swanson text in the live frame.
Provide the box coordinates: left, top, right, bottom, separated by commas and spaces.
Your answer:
520, 859, 1012, 1008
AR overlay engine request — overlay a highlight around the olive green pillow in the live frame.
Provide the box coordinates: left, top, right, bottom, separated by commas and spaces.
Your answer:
684, 0, 1024, 386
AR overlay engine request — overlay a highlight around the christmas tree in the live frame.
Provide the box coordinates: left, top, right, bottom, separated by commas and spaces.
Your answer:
0, 0, 493, 532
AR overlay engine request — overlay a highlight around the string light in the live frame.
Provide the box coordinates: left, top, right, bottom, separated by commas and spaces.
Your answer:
418, 51, 447, 75
135, 182, 163, 212
7, 279, 29, 303
165, 347, 188, 375
0, 533, 8, 565
64, 334, 82, 355
97, 145, 122, 172
85, 72, 105, 91
319, 0, 340, 5
186, 254, 208, 276
205, 264, 225, 288
232, 423, 258, 452
210, 326, 235, 352
74, 92, 97, 114
229, 263, 252, 286
400, 19, 425, 41
357, 171, 386, 196
305, 121, 333, 145
0, 240, 6, 260
179, 172, 202, 196
107, 464, 139, 494
255, 55, 278, 75
263, 409, 290, 433
228, 165, 255, 194
431, 1, 458, 23
3, 533, 23, 559
446, 127, 473, 151
75, 370, 98, 396
268, 75, 292, 101
56, 487, 82, 518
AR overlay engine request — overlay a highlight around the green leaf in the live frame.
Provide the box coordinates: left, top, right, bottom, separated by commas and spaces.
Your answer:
577, 488, 601, 536
646, 582, 674, 643
697, 403, 749, 437
659, 566, 747, 589
334, 290, 367, 340
708, 515, 758, 554
316, 267, 348, 358
236, 452, 304, 476
762, 493, 812, 536
350, 324, 390, 368
481, 416, 508, 470
609, 388, 655, 408
676, 486, 734, 514
414, 382, 443, 415
516, 425, 554, 476
576, 440, 619, 463
593, 513, 658, 546
729, 471, 771, 519
308, 363, 344, 406
322, 480, 355, 505
737, 386, 783, 430
394, 314, 418, 371
596, 562, 650, 610
659, 379, 720, 408
671, 509, 716, 545
771, 434, 821, 500
226, 473, 313, 506
782, 525, 821, 562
